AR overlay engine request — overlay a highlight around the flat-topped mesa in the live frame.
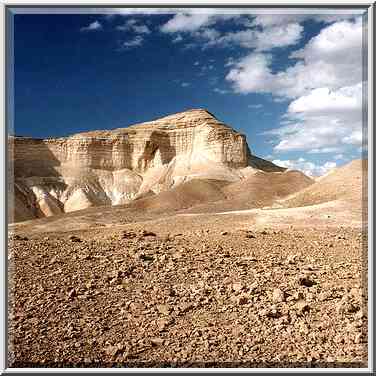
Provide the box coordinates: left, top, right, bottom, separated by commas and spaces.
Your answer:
79, 109, 227, 134
9, 109, 285, 222
11, 108, 252, 173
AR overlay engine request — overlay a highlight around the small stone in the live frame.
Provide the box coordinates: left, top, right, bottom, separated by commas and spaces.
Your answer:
156, 304, 170, 316
318, 291, 331, 301
237, 295, 249, 305
121, 231, 137, 239
69, 235, 81, 243
310, 351, 320, 361
249, 281, 259, 294
298, 275, 315, 287
139, 253, 154, 262
10, 234, 23, 241
267, 308, 281, 319
85, 280, 95, 289
141, 230, 157, 237
292, 291, 305, 301
179, 302, 194, 314
272, 288, 285, 303
287, 255, 297, 264
150, 338, 164, 346
109, 277, 121, 286
157, 319, 170, 332
221, 231, 228, 236
259, 308, 269, 317
105, 343, 124, 357
232, 282, 243, 293
68, 288, 77, 299
172, 251, 182, 260
163, 233, 172, 242
259, 307, 280, 318
354, 333, 362, 344
349, 288, 362, 298
295, 300, 310, 315
303, 265, 314, 271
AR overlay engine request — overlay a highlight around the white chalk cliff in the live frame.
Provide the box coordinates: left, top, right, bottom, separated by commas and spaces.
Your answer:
9, 108, 285, 222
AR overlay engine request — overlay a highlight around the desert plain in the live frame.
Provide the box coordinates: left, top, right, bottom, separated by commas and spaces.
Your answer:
7, 109, 368, 367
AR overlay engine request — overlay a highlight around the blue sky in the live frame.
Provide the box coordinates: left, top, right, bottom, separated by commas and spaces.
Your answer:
13, 9, 365, 176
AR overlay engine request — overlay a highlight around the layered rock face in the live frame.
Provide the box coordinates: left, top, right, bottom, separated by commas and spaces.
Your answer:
9, 109, 284, 222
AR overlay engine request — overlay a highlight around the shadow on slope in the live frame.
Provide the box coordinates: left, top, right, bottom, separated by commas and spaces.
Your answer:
131, 179, 229, 213
183, 169, 314, 214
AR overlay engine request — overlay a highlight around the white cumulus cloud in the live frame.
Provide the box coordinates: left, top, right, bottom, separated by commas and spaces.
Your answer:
272, 158, 337, 177
288, 85, 362, 114
215, 23, 303, 51
250, 13, 357, 28
161, 12, 303, 52
226, 17, 364, 155
269, 83, 363, 152
160, 10, 236, 33
161, 11, 214, 33
226, 18, 362, 98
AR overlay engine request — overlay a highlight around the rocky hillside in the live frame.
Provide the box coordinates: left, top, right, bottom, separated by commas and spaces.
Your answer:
9, 109, 286, 222
283, 159, 367, 209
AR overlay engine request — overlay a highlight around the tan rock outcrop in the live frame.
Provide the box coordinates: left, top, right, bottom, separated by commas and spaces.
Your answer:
9, 108, 285, 222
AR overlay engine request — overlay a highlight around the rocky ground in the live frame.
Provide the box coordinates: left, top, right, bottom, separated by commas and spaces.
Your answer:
8, 225, 368, 368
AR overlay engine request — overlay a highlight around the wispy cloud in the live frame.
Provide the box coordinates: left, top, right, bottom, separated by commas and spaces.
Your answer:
209, 23, 303, 51
120, 35, 144, 49
172, 35, 183, 43
214, 88, 229, 95
159, 12, 312, 52
248, 104, 263, 109
160, 11, 232, 33
116, 19, 151, 34
181, 82, 191, 87
80, 20, 103, 32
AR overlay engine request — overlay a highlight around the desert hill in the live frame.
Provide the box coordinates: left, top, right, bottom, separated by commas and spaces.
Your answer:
124, 169, 314, 215
223, 169, 314, 209
282, 159, 367, 209
8, 158, 366, 235
9, 109, 287, 223
10, 108, 365, 227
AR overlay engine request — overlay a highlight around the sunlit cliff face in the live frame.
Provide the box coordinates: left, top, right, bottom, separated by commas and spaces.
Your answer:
9, 109, 285, 222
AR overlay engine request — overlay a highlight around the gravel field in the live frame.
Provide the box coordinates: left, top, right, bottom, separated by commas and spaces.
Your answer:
8, 225, 367, 368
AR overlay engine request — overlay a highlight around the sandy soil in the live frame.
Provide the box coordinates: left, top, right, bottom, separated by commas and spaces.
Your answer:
7, 160, 368, 368
8, 210, 368, 368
